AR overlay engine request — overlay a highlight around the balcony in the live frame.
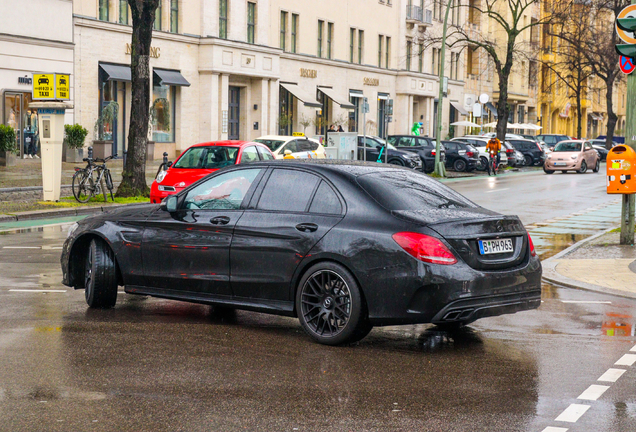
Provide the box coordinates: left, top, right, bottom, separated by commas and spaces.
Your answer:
406, 5, 423, 23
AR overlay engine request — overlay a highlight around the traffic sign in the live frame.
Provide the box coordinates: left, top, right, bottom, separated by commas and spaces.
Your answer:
55, 74, 70, 100
616, 5, 636, 44
620, 55, 636, 74
32, 73, 55, 100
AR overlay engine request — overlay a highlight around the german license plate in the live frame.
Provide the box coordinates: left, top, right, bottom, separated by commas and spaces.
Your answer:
554, 162, 566, 166
478, 238, 513, 255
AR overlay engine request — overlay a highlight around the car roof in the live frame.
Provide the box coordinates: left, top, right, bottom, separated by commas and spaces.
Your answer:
232, 159, 415, 178
189, 140, 252, 148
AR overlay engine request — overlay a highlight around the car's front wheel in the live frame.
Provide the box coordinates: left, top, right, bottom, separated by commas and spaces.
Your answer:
578, 160, 587, 174
296, 262, 371, 345
453, 159, 467, 172
84, 238, 118, 308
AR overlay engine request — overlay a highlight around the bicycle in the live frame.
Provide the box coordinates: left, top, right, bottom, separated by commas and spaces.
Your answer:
488, 150, 499, 177
72, 154, 117, 203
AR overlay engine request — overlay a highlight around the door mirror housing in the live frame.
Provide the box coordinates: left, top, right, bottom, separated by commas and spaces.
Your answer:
161, 195, 178, 212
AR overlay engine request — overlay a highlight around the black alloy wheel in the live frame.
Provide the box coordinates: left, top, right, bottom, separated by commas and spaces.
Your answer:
578, 160, 587, 174
296, 262, 371, 345
388, 159, 404, 166
453, 159, 467, 172
593, 159, 600, 173
84, 238, 118, 308
523, 154, 533, 166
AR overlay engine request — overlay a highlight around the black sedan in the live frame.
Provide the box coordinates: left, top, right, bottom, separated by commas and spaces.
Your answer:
61, 161, 541, 345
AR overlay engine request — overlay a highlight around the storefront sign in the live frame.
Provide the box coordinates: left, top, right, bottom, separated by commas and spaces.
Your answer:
300, 68, 317, 78
126, 43, 161, 59
55, 74, 70, 100
32, 73, 55, 99
18, 76, 32, 85
363, 77, 379, 86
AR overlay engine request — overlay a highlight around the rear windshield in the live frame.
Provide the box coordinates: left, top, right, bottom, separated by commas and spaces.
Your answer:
254, 139, 285, 152
554, 142, 581, 152
357, 170, 477, 210
174, 146, 239, 169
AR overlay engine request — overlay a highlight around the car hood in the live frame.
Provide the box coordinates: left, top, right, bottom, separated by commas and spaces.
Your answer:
550, 151, 581, 158
157, 168, 218, 187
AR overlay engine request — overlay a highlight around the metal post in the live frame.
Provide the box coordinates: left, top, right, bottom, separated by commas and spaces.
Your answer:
433, 0, 453, 177
621, 0, 636, 244
385, 115, 389, 164
363, 98, 367, 162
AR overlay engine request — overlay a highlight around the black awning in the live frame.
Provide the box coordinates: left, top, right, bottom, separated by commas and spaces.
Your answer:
318, 86, 356, 110
153, 68, 191, 87
484, 102, 498, 118
280, 82, 323, 108
99, 64, 131, 82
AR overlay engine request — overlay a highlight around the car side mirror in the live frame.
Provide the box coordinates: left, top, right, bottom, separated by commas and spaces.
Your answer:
167, 161, 173, 167
161, 195, 178, 212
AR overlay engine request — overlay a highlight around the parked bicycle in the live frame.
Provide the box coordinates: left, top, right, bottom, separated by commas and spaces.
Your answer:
72, 153, 117, 203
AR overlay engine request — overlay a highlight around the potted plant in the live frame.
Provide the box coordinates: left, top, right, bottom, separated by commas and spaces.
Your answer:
63, 124, 89, 163
0, 124, 17, 167
93, 100, 119, 159
298, 115, 312, 135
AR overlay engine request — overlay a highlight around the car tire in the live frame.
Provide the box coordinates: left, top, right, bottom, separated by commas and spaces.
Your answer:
453, 159, 467, 172
562, 171, 567, 174
578, 160, 587, 174
84, 238, 118, 309
523, 154, 533, 166
593, 159, 600, 173
543, 167, 554, 174
296, 262, 370, 345
477, 157, 488, 171
388, 159, 404, 166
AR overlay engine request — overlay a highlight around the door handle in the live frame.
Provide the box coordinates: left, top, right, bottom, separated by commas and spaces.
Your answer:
295, 223, 318, 233
210, 216, 231, 225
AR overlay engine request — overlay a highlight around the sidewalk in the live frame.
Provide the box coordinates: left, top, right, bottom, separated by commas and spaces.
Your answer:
542, 228, 636, 300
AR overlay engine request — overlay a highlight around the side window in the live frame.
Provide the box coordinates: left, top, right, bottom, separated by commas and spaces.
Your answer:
305, 140, 319, 151
183, 168, 261, 210
445, 143, 456, 151
309, 181, 343, 215
298, 140, 317, 152
257, 146, 275, 160
398, 137, 415, 147
386, 136, 398, 146
284, 141, 299, 154
240, 146, 260, 163
417, 138, 432, 147
257, 169, 320, 212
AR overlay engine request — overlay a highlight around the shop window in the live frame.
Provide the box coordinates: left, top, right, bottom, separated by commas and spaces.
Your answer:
154, 1, 162, 30
119, 0, 129, 24
219, 0, 227, 38
152, 82, 176, 143
291, 14, 298, 53
170, 0, 178, 33
247, 2, 256, 44
99, 0, 109, 21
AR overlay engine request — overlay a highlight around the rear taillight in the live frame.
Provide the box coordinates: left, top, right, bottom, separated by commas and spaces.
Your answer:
506, 148, 513, 154
431, 149, 436, 156
466, 151, 474, 157
528, 233, 536, 257
392, 232, 457, 265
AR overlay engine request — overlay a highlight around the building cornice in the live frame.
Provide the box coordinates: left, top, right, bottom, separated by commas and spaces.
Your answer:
280, 52, 398, 76
74, 16, 199, 44
0, 33, 73, 50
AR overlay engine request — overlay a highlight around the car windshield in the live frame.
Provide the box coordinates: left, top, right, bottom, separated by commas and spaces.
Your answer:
253, 139, 286, 152
554, 142, 582, 152
357, 170, 477, 210
173, 146, 239, 169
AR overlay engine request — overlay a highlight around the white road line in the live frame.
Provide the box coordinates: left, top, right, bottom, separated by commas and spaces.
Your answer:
2, 246, 41, 249
577, 385, 610, 401
615, 354, 636, 366
555, 404, 590, 423
9, 289, 66, 293
630, 344, 636, 352
598, 368, 626, 383
560, 300, 612, 304
541, 427, 568, 432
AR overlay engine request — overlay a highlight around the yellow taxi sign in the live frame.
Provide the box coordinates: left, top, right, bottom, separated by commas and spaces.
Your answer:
33, 73, 55, 100
292, 132, 305, 137
55, 74, 70, 100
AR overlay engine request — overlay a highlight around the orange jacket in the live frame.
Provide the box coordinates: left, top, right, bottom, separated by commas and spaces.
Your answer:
486, 138, 501, 153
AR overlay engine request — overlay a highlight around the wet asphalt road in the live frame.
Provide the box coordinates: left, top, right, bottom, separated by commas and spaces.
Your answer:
1, 168, 635, 432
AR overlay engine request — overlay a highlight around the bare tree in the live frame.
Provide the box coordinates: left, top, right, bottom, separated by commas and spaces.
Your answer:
116, 0, 160, 198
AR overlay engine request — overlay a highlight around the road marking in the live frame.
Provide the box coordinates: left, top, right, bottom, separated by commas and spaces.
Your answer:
577, 384, 610, 401
615, 354, 636, 366
9, 289, 66, 293
555, 404, 590, 422
630, 344, 636, 352
541, 427, 568, 432
485, 188, 509, 193
560, 300, 612, 304
598, 368, 626, 382
2, 246, 41, 249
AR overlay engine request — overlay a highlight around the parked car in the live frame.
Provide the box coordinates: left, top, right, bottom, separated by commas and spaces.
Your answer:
536, 134, 570, 150
62, 160, 541, 345
451, 137, 509, 170
507, 139, 546, 166
586, 139, 617, 161
543, 140, 601, 174
387, 135, 445, 173
254, 135, 325, 159
149, 141, 274, 204
442, 140, 479, 172
503, 142, 525, 167
357, 136, 422, 169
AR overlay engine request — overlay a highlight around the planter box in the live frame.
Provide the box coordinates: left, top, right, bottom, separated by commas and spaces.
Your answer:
92, 140, 113, 160
0, 150, 17, 167
64, 147, 84, 163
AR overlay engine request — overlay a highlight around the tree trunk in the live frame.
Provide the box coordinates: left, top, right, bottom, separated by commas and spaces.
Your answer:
116, 0, 160, 198
575, 85, 582, 139
605, 73, 618, 149
495, 36, 517, 141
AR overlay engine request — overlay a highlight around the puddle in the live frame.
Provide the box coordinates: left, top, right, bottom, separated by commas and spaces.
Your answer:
532, 233, 589, 260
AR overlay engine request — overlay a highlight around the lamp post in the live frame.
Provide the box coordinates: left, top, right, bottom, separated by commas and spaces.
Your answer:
434, 0, 454, 177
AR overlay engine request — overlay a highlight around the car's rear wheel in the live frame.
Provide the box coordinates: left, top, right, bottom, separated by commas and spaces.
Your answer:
296, 262, 370, 345
523, 154, 533, 166
388, 159, 404, 166
578, 160, 587, 174
84, 238, 118, 309
593, 159, 600, 173
453, 159, 467, 172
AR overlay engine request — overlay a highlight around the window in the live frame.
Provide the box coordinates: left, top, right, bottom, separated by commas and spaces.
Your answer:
152, 78, 176, 143
280, 11, 287, 51
240, 146, 259, 163
327, 23, 333, 59
432, 48, 440, 76
184, 169, 262, 211
450, 52, 456, 80
119, 0, 128, 24
318, 20, 324, 57
256, 147, 274, 160
378, 35, 383, 67
358, 30, 364, 64
99, 0, 109, 21
418, 44, 423, 73
154, 1, 162, 30
219, 0, 227, 39
247, 2, 256, 44
291, 14, 298, 53
257, 169, 320, 212
350, 28, 355, 62
386, 36, 391, 68
406, 40, 412, 71
170, 0, 178, 33
309, 181, 342, 215
433, 0, 439, 20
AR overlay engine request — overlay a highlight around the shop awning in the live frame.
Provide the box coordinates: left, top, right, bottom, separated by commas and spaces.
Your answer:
484, 102, 498, 118
589, 113, 603, 121
449, 101, 468, 116
153, 68, 190, 86
99, 63, 131, 82
318, 86, 356, 109
280, 82, 322, 108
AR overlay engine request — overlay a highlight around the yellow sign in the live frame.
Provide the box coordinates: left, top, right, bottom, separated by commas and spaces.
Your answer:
56, 74, 70, 100
292, 132, 305, 137
33, 73, 55, 100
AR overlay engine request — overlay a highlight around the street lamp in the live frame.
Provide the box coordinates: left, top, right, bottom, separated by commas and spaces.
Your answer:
434, 0, 454, 177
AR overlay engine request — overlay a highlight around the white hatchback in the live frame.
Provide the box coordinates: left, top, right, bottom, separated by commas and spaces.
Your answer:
253, 135, 326, 159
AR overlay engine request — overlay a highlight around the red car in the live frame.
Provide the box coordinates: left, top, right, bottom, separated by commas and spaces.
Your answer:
149, 140, 274, 203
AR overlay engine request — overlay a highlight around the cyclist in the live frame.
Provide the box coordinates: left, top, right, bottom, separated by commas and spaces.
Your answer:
486, 136, 502, 176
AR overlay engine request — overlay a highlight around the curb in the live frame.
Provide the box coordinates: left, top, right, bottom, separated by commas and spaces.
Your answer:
0, 203, 132, 223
